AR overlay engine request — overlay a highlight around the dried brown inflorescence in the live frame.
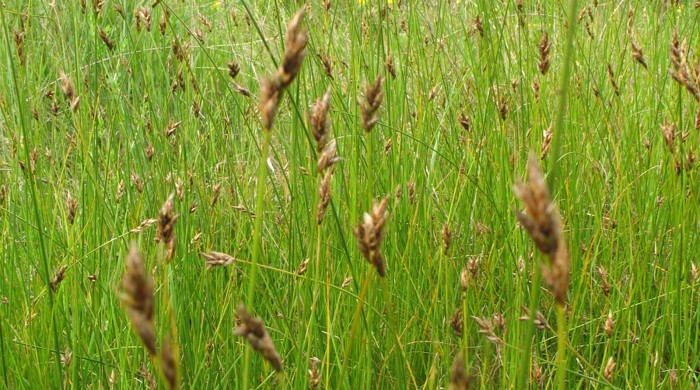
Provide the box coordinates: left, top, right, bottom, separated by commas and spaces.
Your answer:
359, 75, 384, 132
538, 32, 551, 75
607, 63, 620, 96
50, 264, 68, 291
201, 251, 236, 270
259, 8, 309, 131
669, 31, 700, 101
354, 197, 389, 277
472, 316, 501, 345
317, 140, 341, 173
631, 42, 647, 69
158, 194, 178, 263
99, 29, 115, 51
119, 243, 157, 356
59, 71, 80, 112
66, 192, 78, 225
160, 338, 178, 390
309, 87, 332, 151
513, 155, 570, 305
317, 170, 332, 224
234, 303, 283, 372
449, 353, 475, 390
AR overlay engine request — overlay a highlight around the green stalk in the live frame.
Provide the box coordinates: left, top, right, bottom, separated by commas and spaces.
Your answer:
0, 4, 62, 380
555, 303, 567, 390
243, 128, 272, 388
517, 261, 542, 388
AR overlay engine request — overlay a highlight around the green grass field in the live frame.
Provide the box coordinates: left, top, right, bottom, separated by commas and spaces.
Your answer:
1, 0, 699, 388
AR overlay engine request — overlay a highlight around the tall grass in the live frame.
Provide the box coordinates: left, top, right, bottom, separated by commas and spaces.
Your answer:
0, 0, 698, 388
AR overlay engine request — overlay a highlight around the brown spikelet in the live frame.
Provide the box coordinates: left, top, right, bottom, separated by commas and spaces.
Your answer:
259, 78, 282, 131
359, 75, 384, 132
513, 154, 570, 305
66, 192, 78, 225
442, 223, 452, 253
540, 124, 553, 160
449, 353, 475, 390
201, 251, 236, 270
308, 357, 321, 388
49, 264, 68, 292
450, 307, 463, 336
227, 62, 240, 79
131, 171, 143, 193
519, 306, 551, 331
309, 87, 332, 151
607, 63, 620, 96
158, 194, 178, 263
232, 82, 251, 98
604, 310, 615, 338
99, 29, 115, 51
13, 30, 25, 65
597, 266, 611, 296
695, 107, 700, 130
130, 218, 158, 234
116, 180, 125, 203
532, 362, 544, 389
473, 16, 483, 38
661, 120, 676, 153
408, 177, 415, 204
353, 197, 389, 277
631, 42, 647, 69
160, 338, 179, 389
385, 55, 396, 79
59, 71, 80, 112
471, 316, 501, 345
317, 170, 332, 224
234, 303, 283, 372
276, 8, 308, 89
669, 31, 700, 101
119, 243, 157, 356
317, 139, 341, 173
538, 32, 551, 75
604, 356, 616, 382
319, 54, 333, 79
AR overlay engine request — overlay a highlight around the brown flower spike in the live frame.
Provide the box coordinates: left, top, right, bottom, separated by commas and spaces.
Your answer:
259, 8, 308, 131
158, 194, 178, 263
234, 303, 283, 372
354, 197, 389, 277
119, 243, 157, 355
513, 154, 570, 305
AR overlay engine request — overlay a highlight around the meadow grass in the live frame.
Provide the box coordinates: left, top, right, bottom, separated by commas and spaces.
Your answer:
0, 0, 699, 388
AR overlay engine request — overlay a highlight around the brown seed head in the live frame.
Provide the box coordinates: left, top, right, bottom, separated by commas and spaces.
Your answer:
604, 356, 616, 382
160, 338, 178, 389
66, 192, 78, 225
158, 194, 178, 263
317, 170, 332, 224
276, 8, 308, 89
604, 310, 615, 338
631, 42, 647, 69
513, 154, 569, 304
234, 303, 283, 371
201, 251, 236, 270
449, 353, 475, 390
59, 71, 80, 112
309, 87, 332, 151
99, 29, 115, 51
353, 197, 389, 277
359, 75, 384, 132
119, 243, 156, 355
317, 139, 341, 173
538, 32, 551, 75
50, 264, 68, 292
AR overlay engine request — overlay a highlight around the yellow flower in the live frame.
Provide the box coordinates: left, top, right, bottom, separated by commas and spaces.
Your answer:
212, 1, 221, 9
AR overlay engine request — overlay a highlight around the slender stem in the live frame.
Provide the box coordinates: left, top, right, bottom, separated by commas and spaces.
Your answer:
555, 303, 567, 390
0, 4, 62, 380
243, 129, 271, 389
546, 0, 579, 190
517, 261, 542, 387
